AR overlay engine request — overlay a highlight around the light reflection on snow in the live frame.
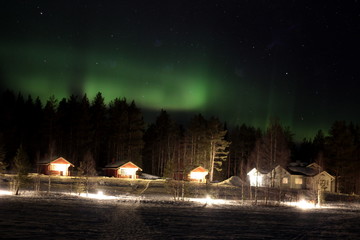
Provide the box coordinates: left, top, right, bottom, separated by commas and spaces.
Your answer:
73, 191, 118, 200
189, 195, 229, 205
0, 190, 12, 195
286, 200, 319, 210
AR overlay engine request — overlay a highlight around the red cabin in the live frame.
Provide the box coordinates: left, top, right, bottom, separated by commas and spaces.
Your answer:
38, 157, 74, 176
103, 161, 142, 179
188, 166, 208, 183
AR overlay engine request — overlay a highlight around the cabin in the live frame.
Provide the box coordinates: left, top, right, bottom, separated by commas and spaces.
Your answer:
188, 166, 208, 183
268, 163, 335, 192
247, 162, 336, 192
38, 157, 74, 176
247, 168, 269, 187
308, 171, 336, 192
305, 162, 335, 192
282, 166, 309, 190
103, 161, 142, 179
271, 165, 292, 188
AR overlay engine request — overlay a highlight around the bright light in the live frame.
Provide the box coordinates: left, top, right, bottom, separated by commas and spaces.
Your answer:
0, 190, 12, 195
189, 172, 207, 180
119, 168, 137, 178
190, 195, 227, 205
74, 191, 117, 200
51, 164, 69, 172
287, 199, 318, 210
249, 174, 263, 187
51, 163, 70, 175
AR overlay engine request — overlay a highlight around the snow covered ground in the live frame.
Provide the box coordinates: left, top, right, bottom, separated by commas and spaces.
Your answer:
1, 192, 360, 239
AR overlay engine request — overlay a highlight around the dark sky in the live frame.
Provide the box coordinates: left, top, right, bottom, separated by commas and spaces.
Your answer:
1, 0, 359, 140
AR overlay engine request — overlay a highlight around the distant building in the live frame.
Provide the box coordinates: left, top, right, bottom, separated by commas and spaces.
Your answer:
247, 168, 269, 187
308, 169, 336, 193
247, 162, 335, 192
103, 161, 142, 179
38, 157, 74, 176
271, 165, 306, 189
188, 166, 208, 183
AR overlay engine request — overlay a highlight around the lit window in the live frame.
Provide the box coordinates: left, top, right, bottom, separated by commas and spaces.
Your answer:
190, 172, 207, 180
120, 168, 136, 176
295, 178, 303, 185
51, 164, 68, 172
249, 175, 263, 186
282, 177, 288, 184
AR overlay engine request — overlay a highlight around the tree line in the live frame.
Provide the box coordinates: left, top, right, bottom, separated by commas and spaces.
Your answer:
0, 90, 359, 193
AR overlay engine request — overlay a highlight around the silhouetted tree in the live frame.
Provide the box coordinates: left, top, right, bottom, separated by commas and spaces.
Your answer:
127, 101, 145, 166
108, 98, 129, 162
227, 124, 260, 180
325, 121, 357, 193
262, 119, 291, 186
90, 92, 107, 168
207, 117, 230, 181
143, 124, 157, 174
78, 150, 97, 194
147, 110, 180, 177
184, 114, 208, 169
12, 145, 30, 195
0, 134, 7, 176
42, 95, 58, 160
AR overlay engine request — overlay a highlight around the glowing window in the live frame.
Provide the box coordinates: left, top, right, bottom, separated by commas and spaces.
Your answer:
51, 164, 68, 172
282, 177, 288, 184
190, 172, 207, 180
249, 175, 263, 186
295, 178, 303, 185
120, 168, 137, 176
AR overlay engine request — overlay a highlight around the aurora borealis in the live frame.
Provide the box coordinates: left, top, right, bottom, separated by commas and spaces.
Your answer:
1, 1, 359, 140
1, 41, 213, 111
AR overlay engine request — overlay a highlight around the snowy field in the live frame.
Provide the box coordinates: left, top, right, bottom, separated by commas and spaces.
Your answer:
1, 193, 360, 239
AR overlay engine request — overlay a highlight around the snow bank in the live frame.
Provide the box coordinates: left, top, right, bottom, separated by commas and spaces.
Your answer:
216, 176, 247, 187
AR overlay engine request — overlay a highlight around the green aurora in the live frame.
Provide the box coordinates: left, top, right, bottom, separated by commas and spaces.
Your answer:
1, 1, 359, 141
1, 41, 215, 108
0, 41, 330, 140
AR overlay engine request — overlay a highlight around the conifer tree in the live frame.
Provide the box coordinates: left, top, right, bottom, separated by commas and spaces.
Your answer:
108, 98, 129, 162
185, 114, 208, 168
90, 92, 107, 168
207, 117, 230, 181
12, 145, 30, 195
325, 121, 357, 193
262, 119, 291, 186
78, 150, 97, 194
127, 100, 144, 166
0, 137, 7, 176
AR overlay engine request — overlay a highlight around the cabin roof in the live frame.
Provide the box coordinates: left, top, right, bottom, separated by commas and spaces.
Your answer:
287, 166, 318, 176
104, 161, 142, 171
314, 170, 335, 179
38, 157, 74, 167
247, 167, 270, 175
190, 166, 208, 173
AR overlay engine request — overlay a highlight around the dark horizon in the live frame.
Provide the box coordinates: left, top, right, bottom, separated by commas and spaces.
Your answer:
1, 88, 357, 145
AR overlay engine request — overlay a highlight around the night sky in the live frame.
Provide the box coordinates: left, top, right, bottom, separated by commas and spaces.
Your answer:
1, 1, 359, 140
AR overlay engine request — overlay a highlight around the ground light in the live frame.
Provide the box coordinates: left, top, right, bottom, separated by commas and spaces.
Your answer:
286, 199, 319, 210
0, 190, 12, 195
73, 191, 118, 200
190, 195, 228, 205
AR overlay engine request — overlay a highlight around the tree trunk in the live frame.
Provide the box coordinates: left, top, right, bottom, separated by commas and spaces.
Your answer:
48, 175, 51, 194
